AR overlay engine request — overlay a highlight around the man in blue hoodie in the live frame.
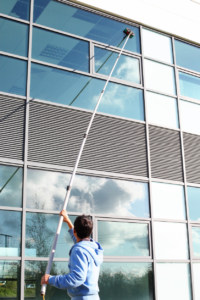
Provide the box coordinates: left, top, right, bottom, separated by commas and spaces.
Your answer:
41, 210, 103, 300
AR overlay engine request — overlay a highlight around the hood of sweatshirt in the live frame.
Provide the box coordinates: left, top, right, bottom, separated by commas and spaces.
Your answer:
70, 240, 103, 266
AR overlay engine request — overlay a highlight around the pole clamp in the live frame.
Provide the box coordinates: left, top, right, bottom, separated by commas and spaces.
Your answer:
67, 185, 71, 191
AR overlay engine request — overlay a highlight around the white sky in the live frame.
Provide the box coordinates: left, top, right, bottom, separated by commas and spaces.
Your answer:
77, 0, 200, 44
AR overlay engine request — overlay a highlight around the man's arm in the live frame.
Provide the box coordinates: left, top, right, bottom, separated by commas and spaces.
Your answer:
60, 209, 73, 229
43, 248, 88, 289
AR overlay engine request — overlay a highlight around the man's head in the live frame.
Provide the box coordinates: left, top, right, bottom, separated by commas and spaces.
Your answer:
74, 215, 93, 239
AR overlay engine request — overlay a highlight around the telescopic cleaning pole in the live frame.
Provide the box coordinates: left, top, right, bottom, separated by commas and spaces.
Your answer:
41, 28, 134, 297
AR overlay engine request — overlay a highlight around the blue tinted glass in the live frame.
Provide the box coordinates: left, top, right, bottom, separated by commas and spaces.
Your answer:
188, 187, 200, 221
0, 164, 22, 207
0, 17, 28, 57
27, 169, 149, 217
95, 47, 140, 84
179, 72, 200, 101
99, 83, 144, 120
175, 40, 200, 73
98, 221, 149, 256
33, 1, 140, 53
25, 212, 76, 258
32, 27, 89, 72
99, 263, 154, 300
0, 0, 30, 20
0, 55, 27, 96
0, 210, 21, 256
31, 63, 144, 121
192, 227, 200, 257
25, 261, 70, 299
0, 261, 20, 298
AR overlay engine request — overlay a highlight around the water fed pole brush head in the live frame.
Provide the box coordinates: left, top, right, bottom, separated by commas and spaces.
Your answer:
123, 28, 134, 38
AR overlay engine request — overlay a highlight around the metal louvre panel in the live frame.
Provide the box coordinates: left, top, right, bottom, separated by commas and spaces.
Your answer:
28, 102, 148, 177
183, 132, 200, 184
149, 125, 183, 181
80, 115, 148, 177
0, 95, 25, 160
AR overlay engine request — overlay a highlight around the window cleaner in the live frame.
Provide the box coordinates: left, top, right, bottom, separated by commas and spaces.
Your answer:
41, 28, 134, 298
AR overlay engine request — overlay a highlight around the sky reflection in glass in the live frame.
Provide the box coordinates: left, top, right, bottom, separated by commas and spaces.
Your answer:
0, 210, 21, 256
25, 212, 76, 258
0, 55, 27, 96
30, 63, 144, 121
187, 186, 200, 221
32, 27, 89, 72
98, 221, 149, 256
156, 263, 191, 300
175, 40, 200, 73
179, 72, 200, 101
0, 164, 22, 207
154, 222, 188, 259
33, 0, 140, 53
99, 263, 153, 300
26, 169, 149, 218
0, 18, 28, 57
0, 0, 30, 20
95, 47, 140, 84
192, 227, 200, 257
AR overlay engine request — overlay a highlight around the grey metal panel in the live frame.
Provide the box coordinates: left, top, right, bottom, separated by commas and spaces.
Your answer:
149, 125, 183, 181
183, 132, 200, 184
28, 102, 148, 177
0, 95, 25, 160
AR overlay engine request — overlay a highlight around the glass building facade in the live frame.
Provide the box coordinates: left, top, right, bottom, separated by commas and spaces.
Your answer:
0, 0, 200, 299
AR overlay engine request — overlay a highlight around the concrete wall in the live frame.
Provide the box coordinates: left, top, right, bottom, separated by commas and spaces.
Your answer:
75, 0, 200, 44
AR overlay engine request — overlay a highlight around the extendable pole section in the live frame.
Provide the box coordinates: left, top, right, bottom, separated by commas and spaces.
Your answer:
41, 28, 134, 297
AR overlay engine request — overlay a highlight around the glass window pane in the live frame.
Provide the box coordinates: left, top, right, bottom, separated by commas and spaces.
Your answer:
192, 227, 200, 257
142, 28, 173, 64
144, 59, 176, 95
187, 186, 200, 221
0, 0, 30, 20
25, 212, 76, 258
99, 262, 154, 300
25, 261, 70, 300
156, 263, 191, 300
30, 63, 144, 121
0, 261, 20, 298
95, 47, 140, 84
98, 221, 149, 256
0, 165, 22, 207
179, 100, 200, 135
27, 169, 150, 218
146, 91, 179, 129
32, 27, 89, 72
193, 263, 200, 300
0, 17, 28, 57
0, 210, 21, 256
154, 222, 188, 259
0, 55, 27, 96
175, 40, 200, 73
151, 182, 185, 220
179, 71, 200, 101
33, 1, 140, 53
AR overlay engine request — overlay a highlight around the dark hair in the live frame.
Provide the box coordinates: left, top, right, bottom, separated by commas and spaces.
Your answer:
74, 215, 93, 239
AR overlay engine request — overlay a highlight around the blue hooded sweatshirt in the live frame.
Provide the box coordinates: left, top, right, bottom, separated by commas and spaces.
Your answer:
48, 229, 103, 300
